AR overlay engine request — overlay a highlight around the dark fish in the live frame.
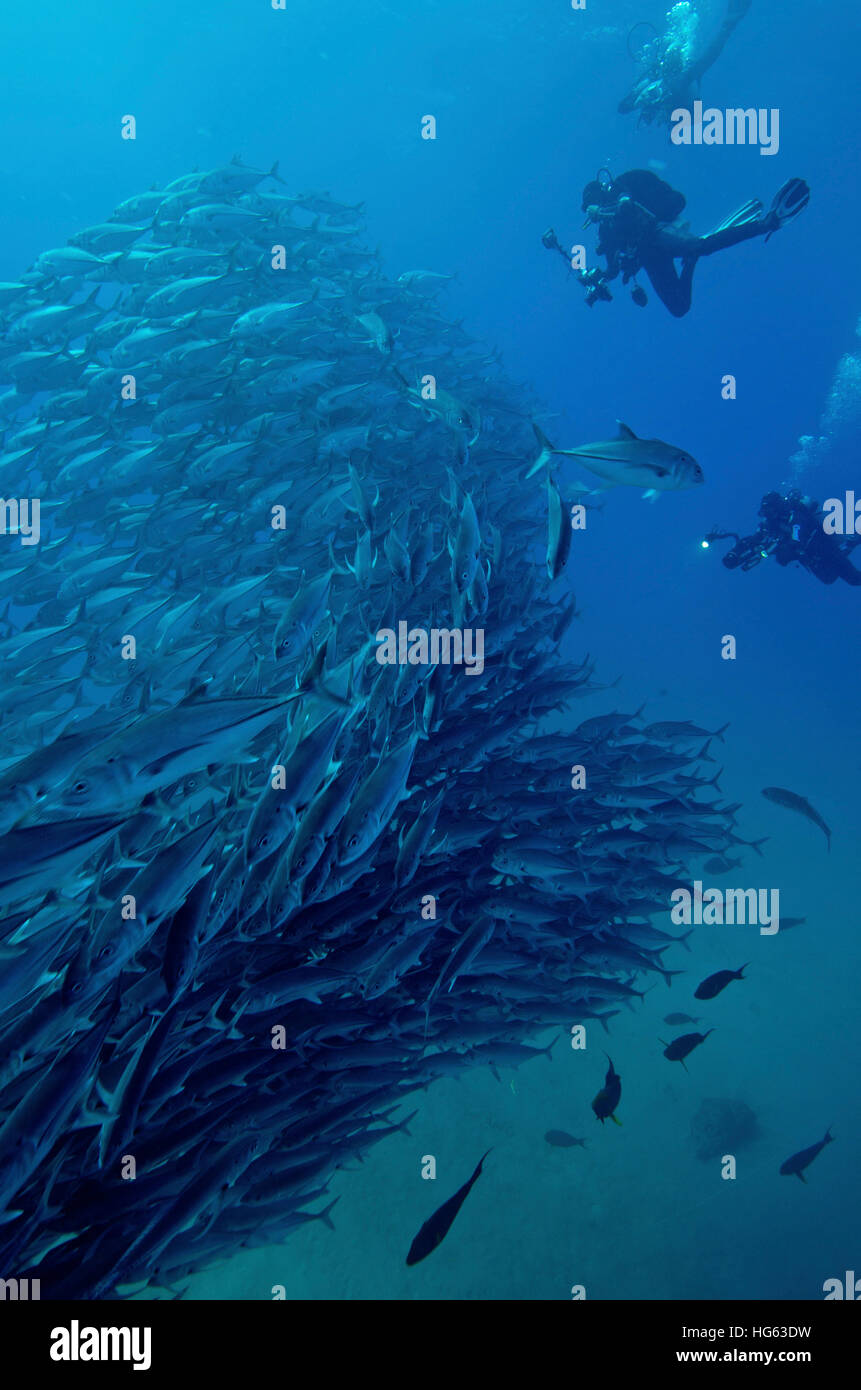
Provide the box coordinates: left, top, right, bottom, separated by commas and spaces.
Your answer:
592, 1054, 622, 1124
778, 916, 806, 931
703, 855, 742, 875
544, 1130, 588, 1149
545, 472, 572, 580
652, 720, 729, 741
663, 1012, 700, 1026
694, 964, 748, 1000
406, 1149, 491, 1265
761, 786, 831, 852
779, 1128, 834, 1182
661, 1030, 714, 1069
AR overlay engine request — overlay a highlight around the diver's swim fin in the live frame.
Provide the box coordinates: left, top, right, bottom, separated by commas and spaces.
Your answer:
765, 178, 810, 242
707, 198, 763, 237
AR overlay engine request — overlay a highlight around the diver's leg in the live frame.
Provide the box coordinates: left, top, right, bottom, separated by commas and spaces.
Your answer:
697, 219, 774, 255
641, 252, 695, 318
659, 221, 771, 259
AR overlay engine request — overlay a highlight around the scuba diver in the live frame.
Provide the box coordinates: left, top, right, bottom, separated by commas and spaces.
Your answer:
705, 491, 861, 586
620, 0, 753, 128
542, 166, 809, 316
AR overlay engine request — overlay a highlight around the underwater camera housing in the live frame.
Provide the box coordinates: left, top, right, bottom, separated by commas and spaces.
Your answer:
581, 267, 612, 307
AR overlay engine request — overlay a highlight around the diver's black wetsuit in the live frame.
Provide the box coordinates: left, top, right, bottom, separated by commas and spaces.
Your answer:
543, 171, 808, 316
709, 492, 861, 586
589, 174, 776, 318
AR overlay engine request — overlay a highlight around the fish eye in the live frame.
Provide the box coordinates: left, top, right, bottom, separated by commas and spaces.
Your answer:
73, 780, 88, 794
99, 943, 115, 960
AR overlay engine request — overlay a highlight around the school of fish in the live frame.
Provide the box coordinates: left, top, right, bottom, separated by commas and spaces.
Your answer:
0, 159, 780, 1297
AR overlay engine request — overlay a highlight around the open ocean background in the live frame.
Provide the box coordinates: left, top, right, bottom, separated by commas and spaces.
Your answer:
1, 0, 858, 1299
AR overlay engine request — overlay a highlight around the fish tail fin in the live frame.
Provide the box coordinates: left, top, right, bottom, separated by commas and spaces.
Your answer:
527, 422, 555, 478
598, 1010, 620, 1034
677, 929, 694, 953
544, 1034, 561, 1059
748, 836, 768, 857
716, 721, 730, 740
315, 1196, 340, 1231
297, 641, 351, 710
737, 963, 750, 979
824, 1126, 834, 1144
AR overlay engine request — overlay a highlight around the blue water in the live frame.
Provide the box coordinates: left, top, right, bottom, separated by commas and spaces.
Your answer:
3, 0, 859, 1300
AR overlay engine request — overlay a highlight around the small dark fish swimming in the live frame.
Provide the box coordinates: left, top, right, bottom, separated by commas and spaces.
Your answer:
406, 1149, 491, 1265
643, 720, 729, 742
592, 1054, 622, 1124
694, 964, 748, 1000
663, 1012, 700, 1026
779, 1128, 833, 1183
544, 1130, 589, 1148
661, 1030, 714, 1069
761, 786, 831, 852
703, 855, 742, 876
